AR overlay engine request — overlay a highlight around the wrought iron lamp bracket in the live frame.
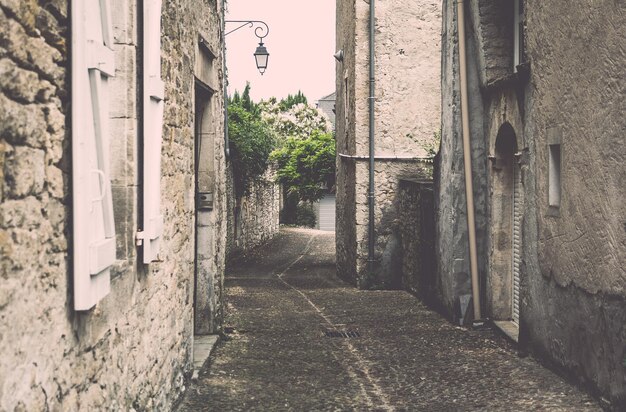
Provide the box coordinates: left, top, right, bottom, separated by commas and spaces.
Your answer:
225, 20, 270, 44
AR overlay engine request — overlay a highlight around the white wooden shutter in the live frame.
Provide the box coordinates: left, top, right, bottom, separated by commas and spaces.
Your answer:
141, 0, 165, 263
72, 0, 116, 310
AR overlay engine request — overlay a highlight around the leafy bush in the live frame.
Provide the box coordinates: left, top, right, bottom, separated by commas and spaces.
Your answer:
295, 202, 316, 227
270, 129, 336, 203
228, 87, 336, 224
228, 85, 275, 198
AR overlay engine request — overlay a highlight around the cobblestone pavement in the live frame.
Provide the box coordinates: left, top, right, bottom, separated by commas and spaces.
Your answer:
177, 228, 601, 411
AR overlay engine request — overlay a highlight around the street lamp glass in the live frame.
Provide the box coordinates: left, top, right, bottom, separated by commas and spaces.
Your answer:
254, 43, 269, 74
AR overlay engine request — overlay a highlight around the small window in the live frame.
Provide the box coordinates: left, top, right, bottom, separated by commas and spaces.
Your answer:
548, 144, 561, 207
513, 0, 525, 71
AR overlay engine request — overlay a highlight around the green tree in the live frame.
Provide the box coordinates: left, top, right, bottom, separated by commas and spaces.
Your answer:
228, 85, 274, 198
229, 88, 336, 225
278, 91, 308, 111
270, 129, 336, 203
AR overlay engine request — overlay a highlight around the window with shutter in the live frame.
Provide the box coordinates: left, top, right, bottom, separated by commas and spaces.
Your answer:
141, 0, 165, 263
72, 0, 116, 310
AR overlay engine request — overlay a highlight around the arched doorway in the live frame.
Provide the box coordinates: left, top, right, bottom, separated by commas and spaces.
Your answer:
488, 123, 522, 329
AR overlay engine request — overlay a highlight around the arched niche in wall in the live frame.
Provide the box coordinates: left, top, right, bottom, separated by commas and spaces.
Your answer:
488, 122, 522, 326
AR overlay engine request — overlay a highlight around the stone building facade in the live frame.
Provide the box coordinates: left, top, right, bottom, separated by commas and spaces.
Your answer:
437, 0, 625, 406
335, 0, 441, 287
0, 0, 226, 409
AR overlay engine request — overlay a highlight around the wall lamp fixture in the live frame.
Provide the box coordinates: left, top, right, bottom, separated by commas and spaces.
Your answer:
225, 20, 270, 75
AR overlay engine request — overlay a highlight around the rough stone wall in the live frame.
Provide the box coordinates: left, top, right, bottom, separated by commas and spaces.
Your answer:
469, 0, 514, 87
226, 166, 280, 259
335, 0, 441, 287
0, 0, 226, 410
438, 0, 626, 406
436, 0, 490, 319
353, 161, 433, 288
397, 180, 438, 303
335, 0, 358, 284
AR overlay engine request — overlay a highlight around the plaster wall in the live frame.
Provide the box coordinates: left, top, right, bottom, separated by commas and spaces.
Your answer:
335, 0, 441, 287
0, 0, 226, 409
522, 0, 626, 405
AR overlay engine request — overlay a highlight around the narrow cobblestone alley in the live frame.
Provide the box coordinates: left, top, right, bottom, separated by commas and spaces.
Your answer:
177, 228, 600, 411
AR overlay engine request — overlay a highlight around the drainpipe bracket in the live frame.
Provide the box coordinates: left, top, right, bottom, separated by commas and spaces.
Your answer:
135, 230, 145, 246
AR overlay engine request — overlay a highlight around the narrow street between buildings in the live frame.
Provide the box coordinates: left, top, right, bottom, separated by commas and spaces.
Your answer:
177, 228, 600, 411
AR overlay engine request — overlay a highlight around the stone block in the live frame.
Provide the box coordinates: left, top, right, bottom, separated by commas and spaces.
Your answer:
0, 196, 42, 229
4, 146, 45, 197
0, 58, 40, 103
0, 13, 64, 85
0, 0, 39, 34
45, 163, 64, 199
110, 45, 136, 119
43, 198, 67, 251
111, 185, 136, 259
0, 94, 47, 148
109, 117, 135, 185
36, 6, 66, 54
112, 0, 136, 45
42, 102, 66, 164
4, 227, 42, 272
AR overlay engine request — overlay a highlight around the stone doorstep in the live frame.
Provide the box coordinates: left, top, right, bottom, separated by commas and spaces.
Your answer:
192, 334, 219, 381
493, 320, 519, 343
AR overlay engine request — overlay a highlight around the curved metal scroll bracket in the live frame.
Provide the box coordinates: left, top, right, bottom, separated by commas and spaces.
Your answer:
225, 20, 270, 43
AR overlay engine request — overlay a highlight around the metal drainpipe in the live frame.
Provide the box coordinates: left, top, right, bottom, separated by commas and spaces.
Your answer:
456, 0, 481, 320
367, 0, 376, 283
222, 0, 230, 158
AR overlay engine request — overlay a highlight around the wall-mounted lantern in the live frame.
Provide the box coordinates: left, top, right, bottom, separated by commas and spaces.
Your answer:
253, 42, 269, 74
225, 20, 270, 75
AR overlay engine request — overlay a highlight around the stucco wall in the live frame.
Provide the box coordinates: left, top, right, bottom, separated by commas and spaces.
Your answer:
226, 166, 280, 259
0, 0, 226, 409
335, 0, 441, 287
438, 0, 626, 406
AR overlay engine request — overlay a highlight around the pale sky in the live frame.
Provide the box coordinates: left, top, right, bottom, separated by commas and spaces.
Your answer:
225, 0, 336, 103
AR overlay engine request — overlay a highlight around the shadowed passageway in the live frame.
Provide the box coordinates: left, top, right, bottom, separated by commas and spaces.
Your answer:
177, 228, 599, 411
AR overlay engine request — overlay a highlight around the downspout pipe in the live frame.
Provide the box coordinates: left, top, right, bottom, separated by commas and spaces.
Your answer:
456, 0, 481, 320
367, 0, 376, 283
222, 0, 230, 158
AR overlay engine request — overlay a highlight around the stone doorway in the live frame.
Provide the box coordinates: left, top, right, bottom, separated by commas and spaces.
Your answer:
194, 82, 217, 335
488, 123, 522, 336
